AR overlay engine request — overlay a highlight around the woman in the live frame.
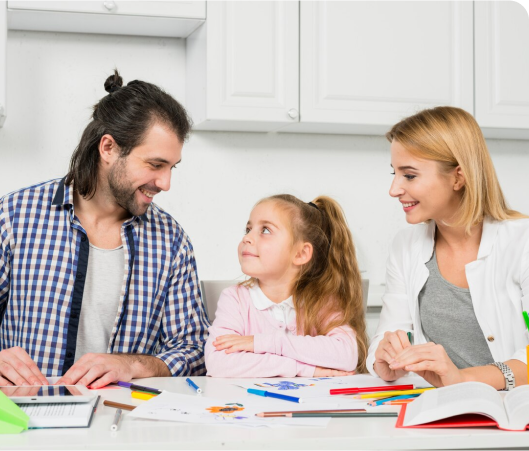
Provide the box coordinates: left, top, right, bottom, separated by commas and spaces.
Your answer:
367, 106, 529, 390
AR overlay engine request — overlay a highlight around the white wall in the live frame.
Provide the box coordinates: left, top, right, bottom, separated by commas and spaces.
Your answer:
2, 30, 529, 307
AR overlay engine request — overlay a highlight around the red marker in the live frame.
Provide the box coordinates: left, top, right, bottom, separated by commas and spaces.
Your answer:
330, 384, 414, 396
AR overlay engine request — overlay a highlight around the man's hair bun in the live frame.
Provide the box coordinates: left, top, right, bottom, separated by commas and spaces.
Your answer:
104, 69, 123, 94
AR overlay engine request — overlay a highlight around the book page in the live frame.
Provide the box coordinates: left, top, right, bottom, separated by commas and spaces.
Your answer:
403, 382, 508, 429
504, 385, 529, 430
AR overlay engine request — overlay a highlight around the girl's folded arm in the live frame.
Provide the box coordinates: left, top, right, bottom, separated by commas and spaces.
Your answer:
253, 325, 358, 372
204, 287, 315, 377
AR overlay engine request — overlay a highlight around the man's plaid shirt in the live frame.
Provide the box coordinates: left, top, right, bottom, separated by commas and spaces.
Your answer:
0, 178, 210, 376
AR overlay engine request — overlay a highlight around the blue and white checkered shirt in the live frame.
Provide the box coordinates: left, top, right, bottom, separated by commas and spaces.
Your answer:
0, 178, 210, 377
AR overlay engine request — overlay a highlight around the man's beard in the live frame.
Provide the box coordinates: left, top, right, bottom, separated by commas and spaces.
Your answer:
108, 157, 148, 217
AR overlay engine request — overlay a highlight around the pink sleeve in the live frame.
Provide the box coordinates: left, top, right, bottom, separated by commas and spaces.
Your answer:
205, 287, 315, 377
253, 324, 358, 372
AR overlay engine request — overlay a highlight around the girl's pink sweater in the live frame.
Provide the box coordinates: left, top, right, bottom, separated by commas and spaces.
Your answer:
205, 285, 359, 377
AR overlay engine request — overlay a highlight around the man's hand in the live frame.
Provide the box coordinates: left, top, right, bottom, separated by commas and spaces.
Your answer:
55, 353, 171, 389
313, 366, 356, 377
373, 330, 412, 381
212, 335, 254, 354
0, 347, 48, 386
387, 342, 465, 387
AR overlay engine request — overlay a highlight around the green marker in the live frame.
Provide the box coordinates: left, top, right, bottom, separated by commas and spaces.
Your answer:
523, 311, 529, 331
407, 331, 414, 345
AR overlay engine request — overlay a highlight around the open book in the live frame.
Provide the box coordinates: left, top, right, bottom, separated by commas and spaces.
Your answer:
16, 396, 99, 429
396, 382, 529, 432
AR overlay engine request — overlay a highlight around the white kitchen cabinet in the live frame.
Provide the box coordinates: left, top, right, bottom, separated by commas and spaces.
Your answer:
287, 1, 474, 135
7, 1, 205, 38
475, 1, 529, 139
186, 1, 299, 132
0, 1, 6, 127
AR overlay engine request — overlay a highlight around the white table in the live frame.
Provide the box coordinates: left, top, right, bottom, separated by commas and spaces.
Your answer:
3, 376, 528, 450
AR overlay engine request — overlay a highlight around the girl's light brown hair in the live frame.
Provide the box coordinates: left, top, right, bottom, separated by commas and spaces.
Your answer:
243, 194, 368, 374
386, 106, 527, 233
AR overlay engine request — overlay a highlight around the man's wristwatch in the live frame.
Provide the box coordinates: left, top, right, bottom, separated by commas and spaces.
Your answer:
488, 362, 515, 391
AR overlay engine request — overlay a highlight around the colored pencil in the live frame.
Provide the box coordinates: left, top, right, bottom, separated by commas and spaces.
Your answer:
116, 381, 162, 395
383, 399, 416, 405
330, 384, 414, 395
256, 409, 366, 417
103, 400, 136, 411
257, 412, 398, 418
354, 387, 435, 399
368, 394, 419, 406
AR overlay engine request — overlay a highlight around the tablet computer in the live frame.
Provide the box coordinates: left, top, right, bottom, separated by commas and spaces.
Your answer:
0, 385, 95, 403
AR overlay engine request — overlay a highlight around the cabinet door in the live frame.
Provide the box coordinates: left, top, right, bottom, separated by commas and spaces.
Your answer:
293, 1, 473, 135
7, 1, 205, 18
186, 1, 299, 132
475, 1, 529, 138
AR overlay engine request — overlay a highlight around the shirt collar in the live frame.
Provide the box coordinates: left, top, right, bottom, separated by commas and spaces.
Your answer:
249, 283, 294, 311
420, 216, 499, 263
52, 177, 149, 223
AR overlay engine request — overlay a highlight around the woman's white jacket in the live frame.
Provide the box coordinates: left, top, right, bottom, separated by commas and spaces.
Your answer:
367, 217, 529, 377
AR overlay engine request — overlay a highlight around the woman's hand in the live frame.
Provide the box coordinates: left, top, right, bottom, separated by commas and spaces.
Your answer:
313, 366, 356, 377
373, 330, 412, 381
388, 342, 466, 387
212, 334, 254, 354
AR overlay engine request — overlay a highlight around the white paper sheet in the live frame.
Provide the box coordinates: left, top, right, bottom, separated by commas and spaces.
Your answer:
237, 375, 432, 399
128, 391, 333, 428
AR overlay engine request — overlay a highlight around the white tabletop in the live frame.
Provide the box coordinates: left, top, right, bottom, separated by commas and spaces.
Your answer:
3, 376, 528, 450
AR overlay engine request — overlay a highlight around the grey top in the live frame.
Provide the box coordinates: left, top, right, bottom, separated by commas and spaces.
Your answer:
74, 244, 125, 362
418, 251, 494, 369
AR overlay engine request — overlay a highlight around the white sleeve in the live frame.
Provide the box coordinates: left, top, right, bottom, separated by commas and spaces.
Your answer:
366, 232, 415, 376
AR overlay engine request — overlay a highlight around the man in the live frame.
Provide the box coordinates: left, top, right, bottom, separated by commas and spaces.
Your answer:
0, 71, 209, 388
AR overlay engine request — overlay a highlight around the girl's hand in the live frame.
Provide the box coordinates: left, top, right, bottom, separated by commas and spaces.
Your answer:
313, 366, 356, 377
213, 334, 254, 354
374, 330, 411, 381
388, 342, 465, 387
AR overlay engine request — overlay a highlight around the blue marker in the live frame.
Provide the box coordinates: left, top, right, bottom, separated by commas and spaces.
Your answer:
186, 378, 202, 394
247, 388, 302, 403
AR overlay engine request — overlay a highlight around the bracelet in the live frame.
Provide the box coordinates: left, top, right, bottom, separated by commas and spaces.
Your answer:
488, 362, 515, 391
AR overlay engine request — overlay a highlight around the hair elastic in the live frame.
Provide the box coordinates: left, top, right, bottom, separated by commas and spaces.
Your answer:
307, 202, 320, 211
109, 85, 121, 94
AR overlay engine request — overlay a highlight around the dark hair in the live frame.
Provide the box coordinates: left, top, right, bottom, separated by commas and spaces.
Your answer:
65, 69, 192, 198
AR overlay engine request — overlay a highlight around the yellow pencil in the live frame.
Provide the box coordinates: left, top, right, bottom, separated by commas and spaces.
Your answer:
353, 387, 435, 399
131, 391, 157, 401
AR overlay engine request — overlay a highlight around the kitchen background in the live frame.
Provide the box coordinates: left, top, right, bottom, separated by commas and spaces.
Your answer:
0, 1, 528, 337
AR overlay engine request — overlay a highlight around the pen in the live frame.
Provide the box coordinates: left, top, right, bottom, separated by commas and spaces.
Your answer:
131, 391, 157, 401
247, 388, 302, 403
185, 378, 202, 394
110, 408, 123, 431
330, 384, 414, 395
116, 381, 162, 395
103, 400, 136, 411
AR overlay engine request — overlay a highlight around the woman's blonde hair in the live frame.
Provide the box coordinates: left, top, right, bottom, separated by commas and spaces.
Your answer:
386, 106, 526, 233
243, 194, 368, 374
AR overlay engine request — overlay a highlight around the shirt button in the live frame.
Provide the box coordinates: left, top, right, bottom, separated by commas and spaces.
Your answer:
72, 313, 78, 319
487, 335, 495, 342
66, 352, 73, 358
81, 235, 87, 242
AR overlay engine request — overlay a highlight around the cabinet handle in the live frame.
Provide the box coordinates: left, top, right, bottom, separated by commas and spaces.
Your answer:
287, 109, 299, 119
103, 1, 117, 11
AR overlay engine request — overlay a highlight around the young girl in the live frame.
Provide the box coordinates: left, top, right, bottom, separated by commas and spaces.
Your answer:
205, 194, 368, 377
